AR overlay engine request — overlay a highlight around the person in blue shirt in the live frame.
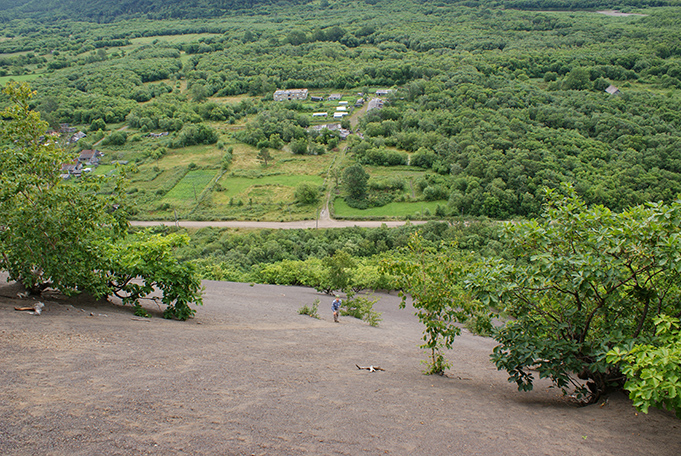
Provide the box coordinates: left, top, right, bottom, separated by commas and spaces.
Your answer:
332, 295, 342, 322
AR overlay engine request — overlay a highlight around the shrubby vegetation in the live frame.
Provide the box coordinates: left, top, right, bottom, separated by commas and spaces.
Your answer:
453, 189, 680, 415
0, 83, 202, 319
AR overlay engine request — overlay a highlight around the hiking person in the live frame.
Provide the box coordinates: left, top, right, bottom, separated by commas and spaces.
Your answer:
332, 295, 342, 323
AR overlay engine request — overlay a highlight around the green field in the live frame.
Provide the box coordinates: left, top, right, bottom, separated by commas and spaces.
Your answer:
163, 169, 217, 203
332, 197, 446, 219
0, 74, 42, 85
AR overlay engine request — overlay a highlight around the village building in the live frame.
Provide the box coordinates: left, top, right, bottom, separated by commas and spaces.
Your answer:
60, 123, 77, 134
70, 131, 87, 143
366, 98, 385, 112
273, 88, 309, 101
310, 96, 324, 102
312, 112, 328, 117
309, 123, 351, 140
605, 85, 621, 96
375, 89, 392, 96
327, 94, 342, 101
61, 162, 83, 179
78, 149, 103, 166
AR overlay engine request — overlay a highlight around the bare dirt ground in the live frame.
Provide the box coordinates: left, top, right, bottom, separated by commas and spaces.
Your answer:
1, 275, 679, 456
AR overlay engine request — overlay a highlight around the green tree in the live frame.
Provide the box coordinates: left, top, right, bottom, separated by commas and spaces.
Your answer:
383, 234, 485, 374
290, 138, 308, 155
343, 164, 369, 200
257, 147, 273, 166
318, 250, 355, 295
0, 82, 202, 319
294, 182, 320, 205
466, 188, 681, 401
562, 67, 591, 90
104, 130, 127, 146
90, 118, 106, 132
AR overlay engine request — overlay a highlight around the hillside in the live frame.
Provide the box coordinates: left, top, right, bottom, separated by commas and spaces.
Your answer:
0, 0, 312, 21
1, 0, 681, 222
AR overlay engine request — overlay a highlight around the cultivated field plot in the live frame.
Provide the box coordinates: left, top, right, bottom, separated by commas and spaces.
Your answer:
0, 278, 678, 456
333, 197, 445, 219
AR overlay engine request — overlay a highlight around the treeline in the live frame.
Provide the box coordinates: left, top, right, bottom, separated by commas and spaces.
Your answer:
167, 220, 502, 284
0, 0, 315, 23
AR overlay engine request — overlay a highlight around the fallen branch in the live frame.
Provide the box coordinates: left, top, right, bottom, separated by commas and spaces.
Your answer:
356, 364, 385, 372
14, 302, 45, 315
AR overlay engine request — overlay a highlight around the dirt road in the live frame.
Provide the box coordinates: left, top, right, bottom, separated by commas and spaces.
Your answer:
1, 277, 679, 455
130, 219, 427, 229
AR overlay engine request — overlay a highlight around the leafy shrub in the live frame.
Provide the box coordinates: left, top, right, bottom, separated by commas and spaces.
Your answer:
341, 293, 381, 327
171, 123, 218, 148
103, 130, 127, 146
294, 182, 320, 205
298, 298, 320, 319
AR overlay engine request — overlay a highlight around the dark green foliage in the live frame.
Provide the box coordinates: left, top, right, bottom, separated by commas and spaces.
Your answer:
343, 164, 369, 201
103, 130, 127, 146
466, 188, 681, 401
0, 83, 203, 319
3, 1, 681, 221
170, 123, 218, 148
294, 182, 320, 205
89, 118, 106, 131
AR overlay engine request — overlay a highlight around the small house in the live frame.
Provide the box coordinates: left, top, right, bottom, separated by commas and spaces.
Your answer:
312, 112, 328, 117
273, 88, 309, 101
328, 94, 342, 101
309, 123, 350, 140
310, 96, 324, 102
333, 112, 348, 119
70, 131, 87, 143
367, 98, 384, 112
78, 149, 103, 165
336, 106, 347, 111
375, 89, 392, 96
338, 101, 348, 106
605, 85, 621, 96
61, 162, 83, 178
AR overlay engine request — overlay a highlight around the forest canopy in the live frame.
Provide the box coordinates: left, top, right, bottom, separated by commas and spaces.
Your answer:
2, 0, 681, 220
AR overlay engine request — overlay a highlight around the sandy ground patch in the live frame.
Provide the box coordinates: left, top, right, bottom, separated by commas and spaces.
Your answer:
1, 276, 679, 455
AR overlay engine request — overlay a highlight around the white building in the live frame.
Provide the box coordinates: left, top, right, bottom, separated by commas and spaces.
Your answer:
273, 88, 309, 101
